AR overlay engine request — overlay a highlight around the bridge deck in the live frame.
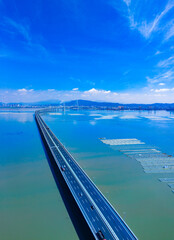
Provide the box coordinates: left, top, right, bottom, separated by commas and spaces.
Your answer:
35, 110, 138, 240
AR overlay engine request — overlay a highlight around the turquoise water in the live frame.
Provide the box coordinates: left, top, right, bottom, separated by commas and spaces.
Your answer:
43, 110, 174, 240
1, 109, 174, 240
0, 111, 78, 240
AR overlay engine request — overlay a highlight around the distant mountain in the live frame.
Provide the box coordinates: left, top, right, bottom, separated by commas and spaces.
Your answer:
64, 100, 174, 110
64, 99, 119, 107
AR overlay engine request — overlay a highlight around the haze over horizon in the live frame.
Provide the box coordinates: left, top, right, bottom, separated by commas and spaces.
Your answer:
1, 0, 174, 103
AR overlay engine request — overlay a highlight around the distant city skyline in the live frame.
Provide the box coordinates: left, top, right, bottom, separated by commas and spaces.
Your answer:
1, 0, 174, 103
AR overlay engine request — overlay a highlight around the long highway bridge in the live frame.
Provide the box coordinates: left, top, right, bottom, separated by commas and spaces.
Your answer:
35, 109, 138, 240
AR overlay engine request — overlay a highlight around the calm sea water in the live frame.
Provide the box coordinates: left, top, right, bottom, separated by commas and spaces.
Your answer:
1, 109, 174, 240
0, 110, 78, 240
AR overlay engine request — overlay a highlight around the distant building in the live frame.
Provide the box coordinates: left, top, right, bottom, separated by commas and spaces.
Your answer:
118, 106, 124, 110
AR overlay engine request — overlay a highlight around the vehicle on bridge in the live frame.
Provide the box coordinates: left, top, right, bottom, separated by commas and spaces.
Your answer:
61, 166, 65, 171
97, 230, 106, 240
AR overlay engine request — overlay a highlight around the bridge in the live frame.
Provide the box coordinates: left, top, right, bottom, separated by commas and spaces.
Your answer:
35, 110, 138, 240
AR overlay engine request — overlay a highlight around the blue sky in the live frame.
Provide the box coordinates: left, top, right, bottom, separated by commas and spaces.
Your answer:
1, 0, 174, 103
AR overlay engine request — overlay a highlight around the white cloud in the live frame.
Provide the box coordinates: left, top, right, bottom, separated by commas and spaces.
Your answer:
159, 83, 165, 86
18, 88, 28, 92
1, 87, 174, 104
48, 89, 55, 92
85, 88, 111, 94
155, 88, 170, 92
72, 88, 79, 91
18, 88, 33, 92
151, 88, 174, 92
17, 88, 34, 96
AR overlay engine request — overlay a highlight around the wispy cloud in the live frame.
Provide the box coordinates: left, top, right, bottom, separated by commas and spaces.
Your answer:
1, 17, 49, 60
0, 52, 9, 58
3, 17, 31, 43
157, 56, 174, 68
155, 51, 162, 55
165, 21, 174, 40
136, 1, 174, 39
148, 53, 174, 88
123, 0, 131, 7
110, 0, 174, 94
147, 69, 174, 84
111, 0, 174, 40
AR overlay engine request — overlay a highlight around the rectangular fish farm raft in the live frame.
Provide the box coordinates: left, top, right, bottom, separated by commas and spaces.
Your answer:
101, 138, 174, 194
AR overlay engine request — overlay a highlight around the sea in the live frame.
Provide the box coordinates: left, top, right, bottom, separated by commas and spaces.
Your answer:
1, 109, 174, 240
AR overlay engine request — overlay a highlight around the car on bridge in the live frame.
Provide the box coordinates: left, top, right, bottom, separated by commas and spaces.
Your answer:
61, 166, 65, 171
97, 230, 106, 240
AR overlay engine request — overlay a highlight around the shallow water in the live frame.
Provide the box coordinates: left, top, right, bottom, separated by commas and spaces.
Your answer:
0, 110, 78, 240
43, 110, 174, 240
1, 109, 174, 240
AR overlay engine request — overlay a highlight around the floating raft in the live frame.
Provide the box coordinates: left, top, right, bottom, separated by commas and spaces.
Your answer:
111, 145, 154, 150
101, 138, 145, 145
158, 178, 174, 192
159, 178, 174, 182
144, 166, 174, 174
101, 138, 174, 193
168, 183, 174, 188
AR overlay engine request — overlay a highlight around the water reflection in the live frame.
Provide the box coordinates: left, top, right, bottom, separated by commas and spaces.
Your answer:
0, 112, 34, 123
